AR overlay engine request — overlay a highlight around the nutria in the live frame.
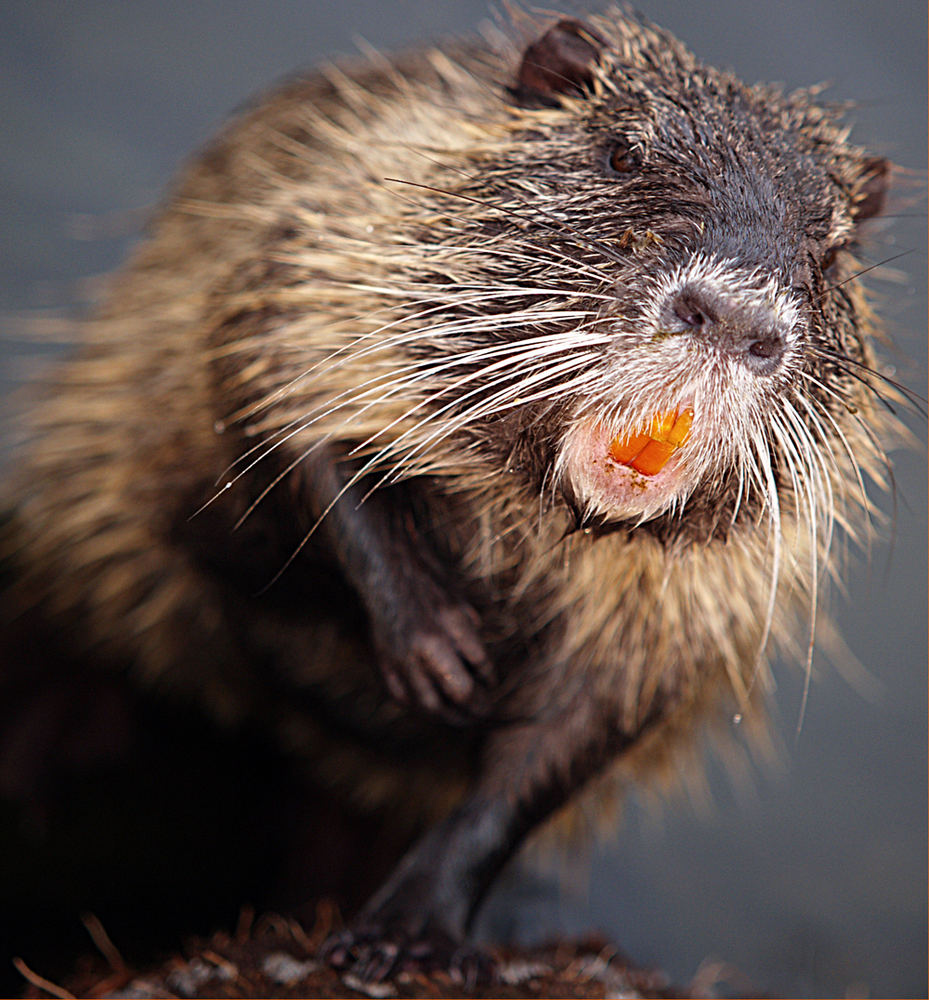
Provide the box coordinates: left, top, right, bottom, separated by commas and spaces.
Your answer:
1, 4, 902, 982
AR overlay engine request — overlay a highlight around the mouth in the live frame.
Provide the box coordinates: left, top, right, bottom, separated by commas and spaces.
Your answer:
560, 403, 700, 522
608, 408, 694, 476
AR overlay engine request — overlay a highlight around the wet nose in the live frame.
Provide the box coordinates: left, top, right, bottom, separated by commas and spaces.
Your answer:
667, 284, 790, 375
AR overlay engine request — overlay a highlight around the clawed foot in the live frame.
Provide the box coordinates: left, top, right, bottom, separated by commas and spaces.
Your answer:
377, 591, 495, 725
321, 921, 495, 987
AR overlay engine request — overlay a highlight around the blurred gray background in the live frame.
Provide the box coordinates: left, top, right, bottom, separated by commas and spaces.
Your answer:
1, 2, 925, 996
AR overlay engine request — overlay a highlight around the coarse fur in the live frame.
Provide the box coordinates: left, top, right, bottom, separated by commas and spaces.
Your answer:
1, 5, 899, 979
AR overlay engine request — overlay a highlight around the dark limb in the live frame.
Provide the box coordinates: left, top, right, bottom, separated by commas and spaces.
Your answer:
324, 685, 653, 983
297, 454, 494, 722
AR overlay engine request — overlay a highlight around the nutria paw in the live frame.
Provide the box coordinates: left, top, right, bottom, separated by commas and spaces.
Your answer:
375, 590, 495, 723
322, 922, 495, 986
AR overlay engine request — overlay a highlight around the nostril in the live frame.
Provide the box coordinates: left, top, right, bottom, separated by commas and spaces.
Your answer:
672, 290, 714, 329
673, 302, 704, 328
748, 337, 783, 360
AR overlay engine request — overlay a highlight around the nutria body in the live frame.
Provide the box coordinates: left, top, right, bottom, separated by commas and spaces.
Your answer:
2, 6, 897, 980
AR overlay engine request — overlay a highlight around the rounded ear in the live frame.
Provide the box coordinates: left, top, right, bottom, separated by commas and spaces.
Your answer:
850, 156, 890, 222
512, 19, 606, 107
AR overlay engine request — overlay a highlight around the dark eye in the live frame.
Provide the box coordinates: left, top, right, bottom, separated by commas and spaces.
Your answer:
605, 139, 639, 176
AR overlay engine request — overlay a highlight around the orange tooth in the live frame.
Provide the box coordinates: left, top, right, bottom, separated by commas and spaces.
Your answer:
649, 410, 676, 439
631, 439, 676, 475
667, 409, 693, 446
608, 429, 651, 464
608, 407, 695, 476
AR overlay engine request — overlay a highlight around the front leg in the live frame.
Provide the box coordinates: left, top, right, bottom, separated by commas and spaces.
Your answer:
324, 684, 661, 982
299, 454, 494, 721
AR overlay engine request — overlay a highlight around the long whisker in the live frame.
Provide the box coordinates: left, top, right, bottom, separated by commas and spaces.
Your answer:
815, 249, 914, 300
808, 345, 928, 417
211, 316, 603, 501
233, 324, 607, 527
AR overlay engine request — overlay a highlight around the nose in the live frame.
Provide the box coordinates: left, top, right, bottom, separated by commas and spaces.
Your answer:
665, 284, 791, 375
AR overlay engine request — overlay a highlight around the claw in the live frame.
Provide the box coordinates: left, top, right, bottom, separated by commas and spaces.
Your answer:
376, 595, 495, 722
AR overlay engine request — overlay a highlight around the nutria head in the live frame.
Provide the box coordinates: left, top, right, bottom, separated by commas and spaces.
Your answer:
374, 13, 892, 550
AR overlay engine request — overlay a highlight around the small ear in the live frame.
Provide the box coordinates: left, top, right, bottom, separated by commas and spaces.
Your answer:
851, 156, 890, 222
513, 19, 606, 107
